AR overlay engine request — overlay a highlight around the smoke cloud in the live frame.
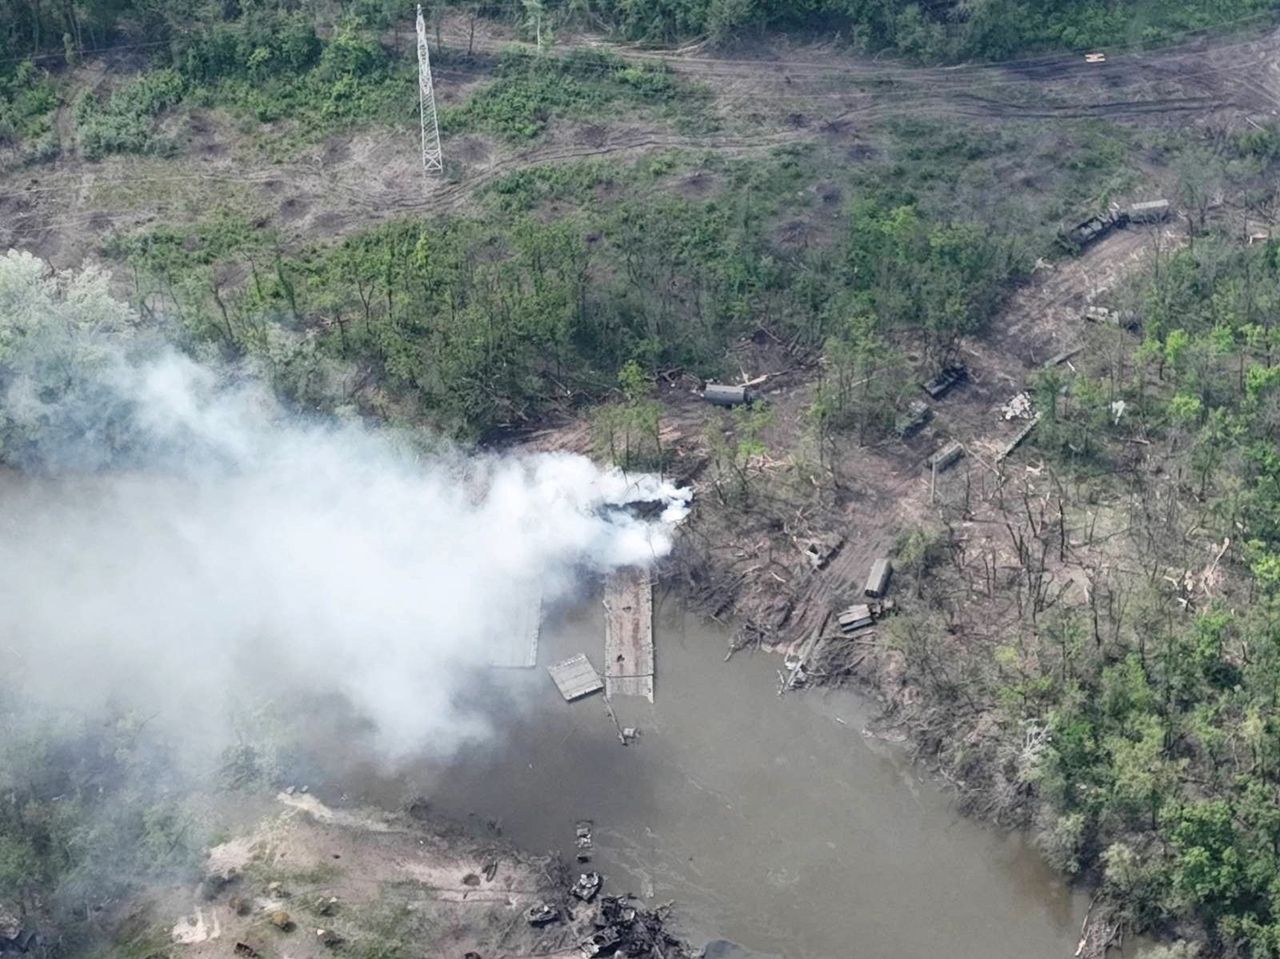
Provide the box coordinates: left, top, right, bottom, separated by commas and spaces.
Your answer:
0, 251, 689, 759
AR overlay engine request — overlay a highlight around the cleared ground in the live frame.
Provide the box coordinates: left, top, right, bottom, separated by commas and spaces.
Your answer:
2, 17, 1277, 269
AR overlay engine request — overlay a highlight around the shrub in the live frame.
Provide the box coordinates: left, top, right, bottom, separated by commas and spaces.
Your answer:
76, 69, 186, 160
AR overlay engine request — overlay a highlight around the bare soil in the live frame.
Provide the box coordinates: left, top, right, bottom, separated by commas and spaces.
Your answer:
161, 790, 664, 959
523, 220, 1176, 679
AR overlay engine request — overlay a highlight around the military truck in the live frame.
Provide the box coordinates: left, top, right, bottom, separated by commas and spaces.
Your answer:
1057, 211, 1120, 254
1126, 199, 1170, 223
894, 399, 931, 439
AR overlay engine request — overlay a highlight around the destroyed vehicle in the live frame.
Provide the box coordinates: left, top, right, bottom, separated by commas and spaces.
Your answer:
575, 820, 594, 861
0, 904, 23, 944
316, 928, 344, 948
1083, 305, 1139, 332
1057, 211, 1120, 253
927, 441, 964, 472
572, 871, 603, 902
580, 926, 622, 958
893, 400, 931, 439
922, 364, 967, 399
596, 897, 638, 928
525, 903, 561, 927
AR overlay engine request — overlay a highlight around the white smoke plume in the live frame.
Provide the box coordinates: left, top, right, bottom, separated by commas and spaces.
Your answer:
0, 251, 690, 759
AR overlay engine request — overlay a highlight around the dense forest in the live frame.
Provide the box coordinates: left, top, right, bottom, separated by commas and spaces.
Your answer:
1, 0, 1277, 67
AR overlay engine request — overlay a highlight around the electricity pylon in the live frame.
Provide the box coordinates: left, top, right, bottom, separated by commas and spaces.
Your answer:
416, 4, 443, 175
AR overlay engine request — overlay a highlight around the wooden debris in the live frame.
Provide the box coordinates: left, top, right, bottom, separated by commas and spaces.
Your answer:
547, 654, 604, 702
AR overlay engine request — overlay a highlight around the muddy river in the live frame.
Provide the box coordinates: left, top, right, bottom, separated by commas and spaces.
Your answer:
324, 585, 1113, 959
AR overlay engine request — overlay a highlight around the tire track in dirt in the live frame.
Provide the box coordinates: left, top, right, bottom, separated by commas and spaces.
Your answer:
10, 16, 1280, 266
0, 125, 800, 266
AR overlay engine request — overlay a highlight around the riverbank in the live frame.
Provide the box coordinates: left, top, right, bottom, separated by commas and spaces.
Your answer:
519, 221, 1179, 956
319, 595, 1088, 959
138, 789, 697, 959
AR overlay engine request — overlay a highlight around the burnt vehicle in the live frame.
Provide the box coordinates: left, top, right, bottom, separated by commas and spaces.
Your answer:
1057, 210, 1122, 253
575, 820, 594, 862
596, 896, 638, 928
893, 399, 931, 438
525, 903, 560, 927
580, 926, 622, 958
572, 871, 603, 902
922, 364, 967, 399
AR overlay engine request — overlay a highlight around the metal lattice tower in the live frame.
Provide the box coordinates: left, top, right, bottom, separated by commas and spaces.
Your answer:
416, 4, 443, 175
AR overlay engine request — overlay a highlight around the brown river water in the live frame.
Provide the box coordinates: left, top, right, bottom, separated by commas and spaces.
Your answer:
336, 587, 1124, 959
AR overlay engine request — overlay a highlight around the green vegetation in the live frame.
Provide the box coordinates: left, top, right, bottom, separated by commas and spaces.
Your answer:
106, 139, 1037, 436
443, 48, 708, 140
466, 0, 1279, 58
0, 704, 204, 940
69, 12, 411, 158
872, 127, 1280, 955
76, 69, 185, 160
1, 0, 1273, 89
6, 1, 1278, 955
1041, 234, 1280, 952
0, 61, 57, 159
177, 15, 411, 130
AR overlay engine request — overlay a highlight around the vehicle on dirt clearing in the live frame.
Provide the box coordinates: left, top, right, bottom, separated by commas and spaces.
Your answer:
927, 441, 965, 472
1126, 199, 1170, 223
1083, 305, 1139, 331
596, 896, 639, 928
572, 871, 603, 902
864, 558, 893, 599
922, 365, 967, 399
1057, 211, 1120, 253
702, 383, 751, 407
580, 926, 622, 958
893, 400, 931, 438
525, 903, 561, 926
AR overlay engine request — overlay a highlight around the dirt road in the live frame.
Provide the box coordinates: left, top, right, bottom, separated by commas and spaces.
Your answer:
2, 16, 1276, 268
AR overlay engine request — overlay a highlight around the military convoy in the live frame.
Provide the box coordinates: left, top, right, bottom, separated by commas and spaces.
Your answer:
1057, 199, 1171, 254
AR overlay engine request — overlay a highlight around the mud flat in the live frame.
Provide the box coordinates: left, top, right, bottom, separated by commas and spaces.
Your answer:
164, 791, 694, 959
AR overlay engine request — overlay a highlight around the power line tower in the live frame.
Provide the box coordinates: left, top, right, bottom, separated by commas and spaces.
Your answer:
416, 4, 443, 175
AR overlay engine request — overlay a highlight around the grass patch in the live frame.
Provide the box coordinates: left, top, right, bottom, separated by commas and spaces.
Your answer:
73, 16, 414, 160
76, 69, 186, 161
103, 214, 275, 273
482, 150, 692, 213
346, 898, 440, 959
442, 48, 711, 140
868, 115, 1139, 239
